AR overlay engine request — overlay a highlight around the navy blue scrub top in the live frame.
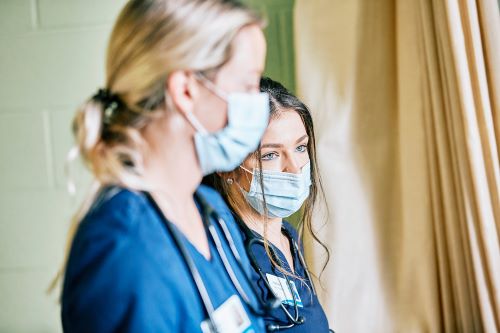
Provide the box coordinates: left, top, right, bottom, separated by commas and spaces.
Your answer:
61, 185, 265, 333
241, 221, 330, 333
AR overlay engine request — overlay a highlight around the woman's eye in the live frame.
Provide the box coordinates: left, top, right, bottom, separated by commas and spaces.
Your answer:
261, 152, 278, 160
296, 144, 308, 152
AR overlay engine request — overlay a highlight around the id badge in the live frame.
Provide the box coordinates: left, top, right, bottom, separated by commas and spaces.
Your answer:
200, 295, 254, 333
266, 273, 303, 308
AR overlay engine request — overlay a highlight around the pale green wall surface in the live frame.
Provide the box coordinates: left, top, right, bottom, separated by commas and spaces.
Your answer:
0, 1, 127, 332
0, 0, 295, 331
244, 0, 296, 93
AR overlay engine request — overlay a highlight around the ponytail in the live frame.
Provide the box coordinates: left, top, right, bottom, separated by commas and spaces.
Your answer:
72, 89, 149, 189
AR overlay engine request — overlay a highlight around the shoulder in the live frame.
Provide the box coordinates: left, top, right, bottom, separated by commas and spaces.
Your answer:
196, 184, 249, 260
282, 220, 306, 253
68, 187, 152, 268
65, 187, 162, 284
282, 220, 300, 241
196, 184, 237, 229
196, 184, 227, 211
62, 187, 177, 331
79, 186, 149, 234
65, 186, 174, 298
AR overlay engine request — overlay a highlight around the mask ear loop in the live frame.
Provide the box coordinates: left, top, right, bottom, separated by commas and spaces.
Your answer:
235, 165, 253, 193
176, 79, 208, 134
194, 72, 228, 101
184, 110, 208, 135
236, 164, 264, 232
239, 160, 263, 192
186, 72, 227, 135
239, 165, 253, 174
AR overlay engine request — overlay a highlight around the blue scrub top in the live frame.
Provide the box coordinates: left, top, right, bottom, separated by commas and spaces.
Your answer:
241, 221, 330, 333
61, 185, 265, 333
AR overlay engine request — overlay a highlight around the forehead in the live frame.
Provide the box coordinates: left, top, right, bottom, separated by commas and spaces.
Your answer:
261, 110, 306, 144
231, 25, 266, 70
216, 25, 266, 81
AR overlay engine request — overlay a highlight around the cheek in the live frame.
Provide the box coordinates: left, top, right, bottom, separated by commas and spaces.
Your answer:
236, 171, 252, 192
264, 159, 283, 172
298, 151, 310, 169
213, 66, 245, 94
194, 95, 227, 132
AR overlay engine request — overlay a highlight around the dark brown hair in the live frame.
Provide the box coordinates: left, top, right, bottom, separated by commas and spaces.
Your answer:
204, 76, 330, 282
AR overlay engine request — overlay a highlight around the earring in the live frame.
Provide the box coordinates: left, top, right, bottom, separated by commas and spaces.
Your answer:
226, 178, 234, 185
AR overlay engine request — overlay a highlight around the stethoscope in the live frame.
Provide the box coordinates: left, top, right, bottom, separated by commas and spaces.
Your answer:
237, 220, 310, 331
144, 192, 280, 333
239, 220, 336, 333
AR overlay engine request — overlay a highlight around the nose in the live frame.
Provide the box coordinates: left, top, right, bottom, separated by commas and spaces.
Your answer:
283, 156, 301, 174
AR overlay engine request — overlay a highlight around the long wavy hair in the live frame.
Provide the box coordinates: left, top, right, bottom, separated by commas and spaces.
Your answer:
205, 77, 330, 284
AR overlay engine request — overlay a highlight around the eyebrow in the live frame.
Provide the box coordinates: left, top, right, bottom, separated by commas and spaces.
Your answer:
260, 134, 309, 149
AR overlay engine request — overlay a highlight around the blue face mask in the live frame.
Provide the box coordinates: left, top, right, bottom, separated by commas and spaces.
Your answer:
185, 76, 270, 176
239, 162, 312, 218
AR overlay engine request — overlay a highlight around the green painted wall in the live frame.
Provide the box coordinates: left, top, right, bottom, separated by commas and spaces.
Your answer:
243, 0, 296, 93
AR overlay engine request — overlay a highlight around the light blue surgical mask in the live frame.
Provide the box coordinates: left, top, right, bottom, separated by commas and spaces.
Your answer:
239, 162, 312, 218
185, 75, 270, 176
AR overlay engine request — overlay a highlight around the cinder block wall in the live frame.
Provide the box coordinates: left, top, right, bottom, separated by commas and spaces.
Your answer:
0, 1, 126, 331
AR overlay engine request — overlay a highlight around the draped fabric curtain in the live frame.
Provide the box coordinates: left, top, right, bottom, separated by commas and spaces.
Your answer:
294, 0, 500, 332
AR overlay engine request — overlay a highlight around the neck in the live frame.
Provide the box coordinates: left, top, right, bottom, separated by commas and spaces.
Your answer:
142, 111, 202, 218
244, 209, 283, 246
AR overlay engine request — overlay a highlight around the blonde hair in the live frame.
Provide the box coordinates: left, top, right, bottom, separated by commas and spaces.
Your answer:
79, 0, 262, 189
50, 0, 263, 293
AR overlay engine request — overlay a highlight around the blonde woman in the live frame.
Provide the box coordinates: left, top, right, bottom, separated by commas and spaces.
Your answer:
205, 77, 332, 332
60, 0, 270, 332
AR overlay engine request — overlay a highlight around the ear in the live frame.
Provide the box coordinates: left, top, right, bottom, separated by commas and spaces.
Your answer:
218, 170, 239, 183
166, 70, 199, 117
217, 171, 232, 180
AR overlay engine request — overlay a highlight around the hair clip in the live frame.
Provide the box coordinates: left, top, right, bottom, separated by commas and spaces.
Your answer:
92, 88, 122, 125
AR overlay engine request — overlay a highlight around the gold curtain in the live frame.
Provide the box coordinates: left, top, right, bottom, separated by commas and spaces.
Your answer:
294, 0, 500, 332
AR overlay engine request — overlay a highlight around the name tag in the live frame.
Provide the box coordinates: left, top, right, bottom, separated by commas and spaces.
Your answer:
200, 295, 254, 333
266, 273, 303, 308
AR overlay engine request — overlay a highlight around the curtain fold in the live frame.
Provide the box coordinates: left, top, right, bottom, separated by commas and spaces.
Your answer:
295, 0, 499, 331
